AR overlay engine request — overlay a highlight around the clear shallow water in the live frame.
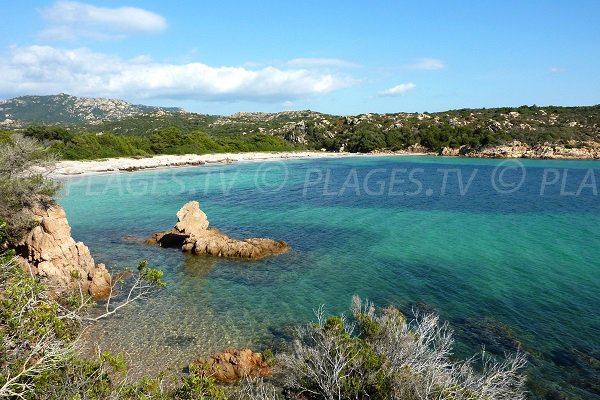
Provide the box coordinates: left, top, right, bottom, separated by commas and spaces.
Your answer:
58, 156, 600, 399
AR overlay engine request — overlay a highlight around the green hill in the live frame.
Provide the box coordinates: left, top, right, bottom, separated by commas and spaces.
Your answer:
0, 93, 184, 126
1, 94, 599, 158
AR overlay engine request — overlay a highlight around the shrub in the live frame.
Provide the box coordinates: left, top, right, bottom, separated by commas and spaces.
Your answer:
0, 136, 60, 242
53, 133, 152, 160
174, 364, 227, 400
0, 255, 77, 398
0, 252, 169, 399
24, 126, 75, 143
278, 296, 527, 400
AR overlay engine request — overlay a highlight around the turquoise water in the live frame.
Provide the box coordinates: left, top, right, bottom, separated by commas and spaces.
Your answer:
58, 156, 600, 399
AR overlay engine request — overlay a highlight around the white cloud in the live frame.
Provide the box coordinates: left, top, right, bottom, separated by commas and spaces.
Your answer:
379, 83, 416, 97
405, 58, 446, 70
288, 58, 360, 68
39, 1, 167, 40
0, 46, 354, 102
550, 66, 565, 73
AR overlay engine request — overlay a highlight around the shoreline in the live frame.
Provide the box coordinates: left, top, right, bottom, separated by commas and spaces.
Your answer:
49, 143, 600, 177
49, 151, 432, 176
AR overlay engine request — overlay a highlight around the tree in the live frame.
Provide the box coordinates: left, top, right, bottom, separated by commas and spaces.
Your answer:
24, 126, 74, 143
150, 127, 185, 153
0, 135, 59, 242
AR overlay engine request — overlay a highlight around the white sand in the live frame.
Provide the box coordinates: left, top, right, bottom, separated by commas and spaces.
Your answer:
49, 151, 345, 176
49, 151, 433, 176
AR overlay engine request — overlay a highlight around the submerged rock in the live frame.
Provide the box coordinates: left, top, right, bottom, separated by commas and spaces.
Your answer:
192, 348, 271, 382
147, 201, 288, 259
14, 203, 111, 299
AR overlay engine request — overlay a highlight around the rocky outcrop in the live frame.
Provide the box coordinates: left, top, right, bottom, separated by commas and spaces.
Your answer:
440, 146, 461, 156
147, 201, 289, 259
14, 204, 111, 299
461, 140, 531, 158
462, 140, 600, 159
192, 348, 271, 382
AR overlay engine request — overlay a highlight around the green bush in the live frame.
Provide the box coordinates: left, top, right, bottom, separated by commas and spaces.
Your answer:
279, 297, 528, 400
41, 124, 296, 160
174, 364, 227, 400
24, 126, 74, 143
0, 130, 12, 143
0, 249, 170, 399
0, 136, 60, 242
52, 133, 152, 160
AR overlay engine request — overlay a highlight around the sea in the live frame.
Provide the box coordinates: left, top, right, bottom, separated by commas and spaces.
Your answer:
58, 155, 600, 399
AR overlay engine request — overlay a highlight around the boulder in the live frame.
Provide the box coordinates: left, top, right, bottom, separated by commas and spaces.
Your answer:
192, 348, 271, 382
148, 201, 289, 259
175, 201, 209, 236
14, 203, 111, 299
440, 146, 460, 156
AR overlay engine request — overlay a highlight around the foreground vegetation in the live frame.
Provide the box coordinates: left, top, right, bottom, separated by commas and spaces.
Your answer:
0, 250, 232, 400
0, 254, 527, 400
276, 297, 527, 400
0, 134, 59, 242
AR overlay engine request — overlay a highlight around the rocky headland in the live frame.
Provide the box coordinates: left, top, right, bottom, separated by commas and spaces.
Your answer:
12, 202, 112, 298
148, 201, 289, 259
439, 140, 600, 159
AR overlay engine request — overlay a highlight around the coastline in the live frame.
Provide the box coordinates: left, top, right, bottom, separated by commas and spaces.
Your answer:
48, 140, 600, 177
49, 151, 431, 176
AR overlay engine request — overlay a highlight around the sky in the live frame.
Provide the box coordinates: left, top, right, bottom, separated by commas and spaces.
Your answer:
0, 0, 599, 115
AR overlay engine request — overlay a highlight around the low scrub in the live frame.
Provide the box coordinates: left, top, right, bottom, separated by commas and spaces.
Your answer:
277, 296, 527, 400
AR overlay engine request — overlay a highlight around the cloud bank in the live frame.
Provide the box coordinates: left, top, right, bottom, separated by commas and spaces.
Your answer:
379, 83, 416, 96
0, 46, 354, 102
39, 1, 167, 40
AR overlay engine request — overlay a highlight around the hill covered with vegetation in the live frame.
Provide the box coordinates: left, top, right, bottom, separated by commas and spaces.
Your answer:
0, 94, 184, 126
1, 94, 599, 159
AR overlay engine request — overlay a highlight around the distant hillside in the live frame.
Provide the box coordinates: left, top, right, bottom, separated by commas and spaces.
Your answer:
89, 104, 600, 153
2, 93, 599, 157
0, 94, 185, 126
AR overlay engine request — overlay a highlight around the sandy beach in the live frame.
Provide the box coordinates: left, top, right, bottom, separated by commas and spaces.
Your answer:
47, 150, 441, 176
48, 151, 361, 176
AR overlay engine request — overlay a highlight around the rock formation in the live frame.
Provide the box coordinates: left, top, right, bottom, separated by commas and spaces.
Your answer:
192, 348, 271, 382
147, 201, 289, 259
13, 203, 111, 299
461, 140, 600, 159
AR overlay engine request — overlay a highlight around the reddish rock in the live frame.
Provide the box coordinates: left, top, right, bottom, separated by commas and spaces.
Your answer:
148, 201, 289, 259
14, 203, 111, 299
193, 348, 271, 382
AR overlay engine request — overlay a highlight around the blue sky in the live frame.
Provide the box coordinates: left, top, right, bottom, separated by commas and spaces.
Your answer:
0, 0, 598, 115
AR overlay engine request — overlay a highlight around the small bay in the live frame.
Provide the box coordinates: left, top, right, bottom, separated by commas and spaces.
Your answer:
59, 156, 600, 399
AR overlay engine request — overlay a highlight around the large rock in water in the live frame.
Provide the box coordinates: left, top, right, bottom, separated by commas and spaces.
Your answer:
147, 201, 289, 259
175, 201, 209, 236
192, 348, 271, 382
14, 204, 111, 299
